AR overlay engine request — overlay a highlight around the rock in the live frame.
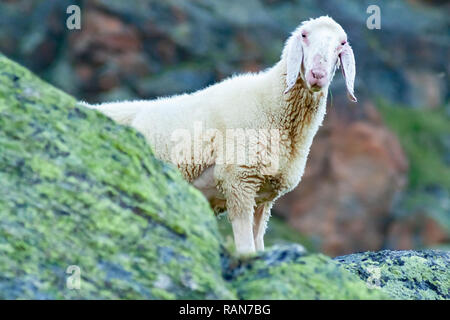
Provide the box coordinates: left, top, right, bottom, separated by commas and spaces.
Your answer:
385, 202, 449, 251
68, 7, 151, 100
1, 0, 447, 106
274, 103, 409, 256
0, 0, 73, 71
335, 250, 450, 300
136, 66, 215, 98
224, 244, 388, 299
0, 54, 234, 299
379, 104, 450, 251
320, 0, 449, 108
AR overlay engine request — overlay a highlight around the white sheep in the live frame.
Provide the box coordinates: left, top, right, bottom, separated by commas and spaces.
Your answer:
81, 16, 356, 255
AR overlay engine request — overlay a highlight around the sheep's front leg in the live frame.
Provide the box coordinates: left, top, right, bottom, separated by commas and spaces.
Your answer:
231, 214, 255, 254
253, 203, 272, 251
228, 194, 257, 254
219, 170, 261, 255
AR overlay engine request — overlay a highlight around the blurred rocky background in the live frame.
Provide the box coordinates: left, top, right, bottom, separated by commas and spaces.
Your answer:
1, 0, 448, 256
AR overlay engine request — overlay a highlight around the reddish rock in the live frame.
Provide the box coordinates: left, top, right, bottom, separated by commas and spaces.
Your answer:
155, 39, 177, 64
423, 217, 448, 246
68, 8, 149, 98
274, 101, 409, 256
72, 9, 142, 52
386, 211, 448, 250
385, 221, 415, 250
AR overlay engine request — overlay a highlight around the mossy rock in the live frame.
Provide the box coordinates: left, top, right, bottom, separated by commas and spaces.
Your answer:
224, 244, 388, 299
335, 250, 450, 300
0, 54, 235, 299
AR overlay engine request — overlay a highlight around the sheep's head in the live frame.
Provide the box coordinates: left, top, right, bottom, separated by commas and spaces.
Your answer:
283, 16, 357, 102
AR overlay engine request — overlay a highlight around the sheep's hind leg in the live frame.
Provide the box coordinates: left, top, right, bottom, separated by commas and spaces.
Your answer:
253, 203, 272, 251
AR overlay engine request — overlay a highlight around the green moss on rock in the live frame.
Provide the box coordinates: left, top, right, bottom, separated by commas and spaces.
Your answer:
0, 54, 235, 299
335, 250, 450, 300
224, 244, 388, 299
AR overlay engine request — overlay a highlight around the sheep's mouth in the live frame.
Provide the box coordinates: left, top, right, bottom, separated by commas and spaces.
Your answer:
309, 84, 322, 92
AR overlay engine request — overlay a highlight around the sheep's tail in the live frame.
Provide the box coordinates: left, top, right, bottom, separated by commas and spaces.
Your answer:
78, 100, 143, 125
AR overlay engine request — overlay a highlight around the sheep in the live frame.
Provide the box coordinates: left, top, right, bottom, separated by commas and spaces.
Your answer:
81, 16, 356, 255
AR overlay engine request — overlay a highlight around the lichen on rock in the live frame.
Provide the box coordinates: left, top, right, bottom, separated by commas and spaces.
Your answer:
0, 54, 235, 299
335, 250, 450, 300
224, 244, 388, 300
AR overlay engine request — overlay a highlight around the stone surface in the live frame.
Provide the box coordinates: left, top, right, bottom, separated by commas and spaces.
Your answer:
335, 250, 450, 300
225, 244, 388, 300
0, 54, 234, 299
1, 0, 447, 107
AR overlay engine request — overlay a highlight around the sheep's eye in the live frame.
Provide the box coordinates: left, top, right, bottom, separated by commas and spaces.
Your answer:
302, 33, 307, 38
341, 40, 347, 45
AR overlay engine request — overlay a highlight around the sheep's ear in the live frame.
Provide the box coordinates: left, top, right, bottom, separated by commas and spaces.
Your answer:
339, 43, 357, 102
284, 34, 303, 94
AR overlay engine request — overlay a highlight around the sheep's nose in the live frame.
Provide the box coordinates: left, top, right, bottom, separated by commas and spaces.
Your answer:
306, 68, 327, 89
311, 69, 325, 80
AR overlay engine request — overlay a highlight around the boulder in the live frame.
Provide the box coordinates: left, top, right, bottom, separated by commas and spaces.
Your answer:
1, 0, 447, 106
335, 250, 450, 300
224, 244, 388, 300
0, 54, 234, 299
